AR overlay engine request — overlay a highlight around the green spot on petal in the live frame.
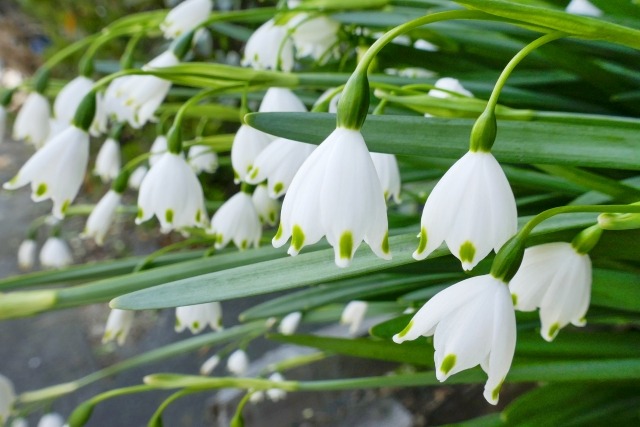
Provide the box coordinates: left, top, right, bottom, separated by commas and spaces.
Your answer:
246, 164, 253, 172
339, 231, 353, 261
216, 234, 224, 244
165, 209, 174, 223
511, 294, 518, 306
381, 231, 389, 254
36, 183, 47, 196
417, 227, 427, 254
195, 209, 202, 223
459, 241, 476, 264
274, 223, 283, 240
397, 320, 414, 338
269, 211, 276, 224
249, 167, 259, 180
61, 199, 70, 214
292, 225, 305, 252
175, 318, 181, 328
273, 182, 284, 194
137, 207, 144, 219
440, 354, 456, 375
192, 321, 200, 330
233, 170, 240, 181
548, 322, 560, 339
492, 380, 504, 402
241, 240, 248, 250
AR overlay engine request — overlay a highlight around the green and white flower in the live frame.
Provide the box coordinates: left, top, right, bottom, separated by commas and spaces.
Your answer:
102, 308, 134, 346
160, 0, 212, 39
188, 145, 218, 174
209, 192, 262, 250
94, 138, 121, 183
13, 92, 50, 148
242, 19, 294, 71
83, 190, 121, 246
340, 300, 368, 335
231, 124, 272, 183
371, 152, 401, 203
175, 302, 223, 334
252, 184, 280, 226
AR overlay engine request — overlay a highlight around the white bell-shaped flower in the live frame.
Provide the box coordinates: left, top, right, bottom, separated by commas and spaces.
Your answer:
227, 349, 249, 376
0, 106, 6, 145
11, 417, 28, 427
273, 128, 390, 268
251, 184, 279, 226
175, 302, 223, 334
266, 372, 287, 401
510, 242, 592, 342
106, 51, 179, 128
246, 137, 315, 198
53, 76, 93, 125
17, 239, 37, 271
414, 150, 517, 271
393, 274, 516, 405
82, 190, 121, 246
102, 308, 134, 346
340, 301, 368, 335
428, 77, 473, 99
259, 87, 307, 115
188, 144, 218, 173
278, 311, 302, 335
249, 390, 265, 404
94, 138, 121, 183
371, 152, 401, 203
289, 15, 341, 63
231, 124, 272, 183
13, 92, 50, 148
39, 237, 73, 269
37, 413, 65, 427
4, 125, 89, 219
200, 354, 220, 375
0, 374, 15, 425
161, 0, 213, 39
242, 19, 294, 71
136, 152, 208, 233
149, 135, 168, 167
209, 192, 262, 250
566, 0, 602, 16
128, 165, 148, 190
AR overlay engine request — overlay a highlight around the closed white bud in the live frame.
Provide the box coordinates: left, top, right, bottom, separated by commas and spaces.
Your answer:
227, 349, 249, 376
39, 237, 73, 269
278, 311, 302, 335
200, 354, 220, 375
37, 413, 65, 427
340, 301, 368, 335
128, 165, 148, 190
82, 190, 121, 246
13, 92, 50, 148
17, 239, 37, 271
94, 138, 121, 183
266, 372, 287, 401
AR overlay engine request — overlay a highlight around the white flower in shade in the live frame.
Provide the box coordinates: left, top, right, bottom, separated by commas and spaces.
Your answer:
242, 19, 294, 71
11, 417, 28, 427
413, 151, 517, 271
175, 302, 223, 334
17, 239, 37, 271
231, 124, 272, 183
37, 413, 65, 427
509, 242, 592, 342
13, 92, 50, 147
188, 145, 218, 173
83, 190, 121, 246
246, 137, 315, 198
252, 185, 280, 226
289, 15, 340, 63
249, 390, 265, 404
393, 274, 516, 405
259, 87, 307, 114
200, 354, 220, 375
102, 308, 134, 346
39, 237, 73, 269
161, 0, 213, 39
136, 152, 208, 233
128, 165, 148, 190
53, 76, 93, 125
106, 51, 179, 128
371, 152, 401, 203
0, 374, 15, 425
209, 192, 262, 250
227, 349, 249, 376
414, 39, 439, 51
266, 372, 287, 402
278, 311, 302, 335
0, 106, 6, 144
273, 128, 390, 268
340, 301, 368, 335
4, 125, 89, 219
428, 77, 473, 99
149, 135, 168, 167
94, 138, 121, 183
565, 0, 602, 16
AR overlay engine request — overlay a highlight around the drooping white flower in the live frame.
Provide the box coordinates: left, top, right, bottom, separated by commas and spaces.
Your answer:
13, 91, 50, 147
340, 301, 368, 335
200, 354, 220, 375
128, 165, 148, 190
53, 76, 93, 125
136, 152, 208, 233
231, 124, 272, 183
102, 308, 134, 346
83, 190, 121, 246
266, 372, 287, 402
11, 417, 28, 427
371, 152, 401, 203
249, 390, 265, 404
227, 349, 249, 376
289, 15, 341, 63
242, 19, 294, 71
94, 138, 121, 183
413, 150, 517, 271
278, 311, 302, 335
252, 185, 280, 226
175, 302, 223, 334
509, 242, 592, 342
37, 413, 65, 427
565, 0, 602, 16
106, 51, 179, 128
273, 128, 390, 267
393, 274, 516, 405
0, 106, 6, 144
188, 145, 218, 173
161, 0, 213, 39
259, 87, 307, 114
39, 237, 73, 269
209, 192, 262, 250
414, 39, 439, 51
246, 137, 315, 198
428, 77, 473, 99
0, 374, 15, 425
17, 239, 37, 271
4, 125, 89, 219
149, 135, 168, 167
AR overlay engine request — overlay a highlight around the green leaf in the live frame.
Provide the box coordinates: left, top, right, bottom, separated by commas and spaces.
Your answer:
591, 268, 640, 313
245, 112, 640, 170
